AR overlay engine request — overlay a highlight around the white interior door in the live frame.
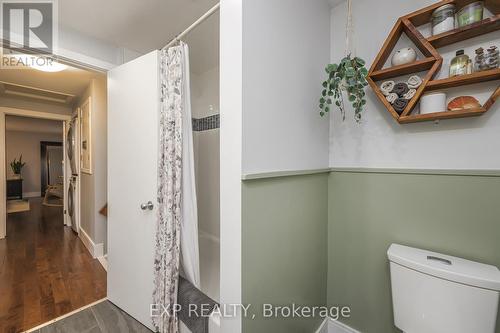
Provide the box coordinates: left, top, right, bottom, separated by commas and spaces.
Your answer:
107, 50, 159, 331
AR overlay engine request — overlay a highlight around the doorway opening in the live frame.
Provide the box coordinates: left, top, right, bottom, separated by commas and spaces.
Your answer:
0, 61, 108, 332
40, 140, 64, 205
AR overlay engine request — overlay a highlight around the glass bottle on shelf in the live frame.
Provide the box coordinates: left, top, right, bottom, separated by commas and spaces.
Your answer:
466, 59, 473, 74
449, 50, 469, 77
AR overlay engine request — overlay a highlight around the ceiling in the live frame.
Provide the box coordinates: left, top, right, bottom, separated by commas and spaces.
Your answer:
0, 65, 100, 96
6, 115, 63, 135
59, 0, 219, 74
0, 0, 219, 100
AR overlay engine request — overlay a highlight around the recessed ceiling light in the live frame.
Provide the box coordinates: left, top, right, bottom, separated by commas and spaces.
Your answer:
30, 60, 68, 72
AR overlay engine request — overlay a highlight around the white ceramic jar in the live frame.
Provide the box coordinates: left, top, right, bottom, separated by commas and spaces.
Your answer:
420, 92, 447, 114
391, 47, 417, 67
432, 4, 456, 36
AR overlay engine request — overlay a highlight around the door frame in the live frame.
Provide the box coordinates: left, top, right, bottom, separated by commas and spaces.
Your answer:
40, 141, 64, 196
0, 107, 71, 239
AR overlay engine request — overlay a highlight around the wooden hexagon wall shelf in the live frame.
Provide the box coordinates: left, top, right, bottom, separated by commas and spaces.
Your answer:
367, 0, 500, 124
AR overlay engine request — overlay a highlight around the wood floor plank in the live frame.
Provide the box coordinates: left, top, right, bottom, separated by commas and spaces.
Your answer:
0, 198, 107, 332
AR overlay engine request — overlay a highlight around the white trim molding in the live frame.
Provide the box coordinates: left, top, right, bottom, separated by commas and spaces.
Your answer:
0, 112, 5, 239
242, 168, 331, 181
79, 227, 104, 259
97, 255, 108, 271
315, 318, 329, 333
241, 167, 500, 182
315, 318, 361, 333
0, 107, 72, 122
220, 0, 243, 332
330, 167, 500, 177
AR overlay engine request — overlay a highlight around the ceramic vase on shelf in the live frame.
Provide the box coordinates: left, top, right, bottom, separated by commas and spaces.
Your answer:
391, 47, 417, 67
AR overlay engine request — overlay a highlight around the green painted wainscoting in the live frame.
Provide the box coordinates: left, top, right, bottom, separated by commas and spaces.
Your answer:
242, 173, 329, 333
328, 171, 500, 333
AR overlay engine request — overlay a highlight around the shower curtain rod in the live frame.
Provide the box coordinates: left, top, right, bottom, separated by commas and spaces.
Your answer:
163, 2, 220, 49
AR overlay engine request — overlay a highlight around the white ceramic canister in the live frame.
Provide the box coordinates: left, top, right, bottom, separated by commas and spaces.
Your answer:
432, 4, 456, 36
420, 92, 447, 114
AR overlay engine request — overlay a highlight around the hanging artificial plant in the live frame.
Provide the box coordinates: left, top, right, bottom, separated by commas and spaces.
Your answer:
319, 56, 368, 121
319, 0, 368, 122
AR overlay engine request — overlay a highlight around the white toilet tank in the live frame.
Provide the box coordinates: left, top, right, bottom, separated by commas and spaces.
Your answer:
387, 244, 500, 333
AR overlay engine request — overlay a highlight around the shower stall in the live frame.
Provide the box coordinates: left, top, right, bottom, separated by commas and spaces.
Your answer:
107, 5, 220, 333
189, 63, 220, 332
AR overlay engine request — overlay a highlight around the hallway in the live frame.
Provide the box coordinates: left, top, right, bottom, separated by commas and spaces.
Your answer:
0, 198, 106, 333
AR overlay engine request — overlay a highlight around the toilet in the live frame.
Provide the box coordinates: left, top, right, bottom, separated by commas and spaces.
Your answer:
387, 244, 500, 333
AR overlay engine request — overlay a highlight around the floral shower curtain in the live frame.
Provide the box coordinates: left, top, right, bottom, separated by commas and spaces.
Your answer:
153, 42, 200, 333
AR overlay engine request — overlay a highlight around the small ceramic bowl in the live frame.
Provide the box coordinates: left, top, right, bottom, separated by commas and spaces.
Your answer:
391, 47, 417, 67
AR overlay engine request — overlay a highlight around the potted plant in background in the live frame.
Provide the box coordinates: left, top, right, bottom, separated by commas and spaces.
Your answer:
10, 155, 26, 179
319, 0, 368, 122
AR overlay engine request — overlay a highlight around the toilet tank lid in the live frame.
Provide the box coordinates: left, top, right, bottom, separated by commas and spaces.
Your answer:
387, 244, 500, 291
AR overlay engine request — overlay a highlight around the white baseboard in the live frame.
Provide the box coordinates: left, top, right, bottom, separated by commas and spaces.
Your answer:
23, 192, 41, 198
315, 318, 329, 333
315, 318, 360, 333
97, 255, 108, 271
78, 228, 104, 259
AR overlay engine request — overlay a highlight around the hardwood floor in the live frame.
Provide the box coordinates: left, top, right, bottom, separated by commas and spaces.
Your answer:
0, 198, 107, 333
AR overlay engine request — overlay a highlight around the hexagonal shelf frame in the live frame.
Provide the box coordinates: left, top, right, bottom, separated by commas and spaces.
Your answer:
367, 0, 500, 124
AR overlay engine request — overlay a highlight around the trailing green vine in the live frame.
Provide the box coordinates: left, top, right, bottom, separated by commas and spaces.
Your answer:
319, 54, 368, 122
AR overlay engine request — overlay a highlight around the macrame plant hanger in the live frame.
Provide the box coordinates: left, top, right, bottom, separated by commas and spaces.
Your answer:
344, 0, 356, 58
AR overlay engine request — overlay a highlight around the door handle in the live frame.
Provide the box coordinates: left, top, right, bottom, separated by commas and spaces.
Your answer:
140, 201, 154, 211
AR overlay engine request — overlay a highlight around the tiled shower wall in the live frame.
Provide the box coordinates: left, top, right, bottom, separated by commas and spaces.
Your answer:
193, 114, 220, 132
192, 65, 220, 301
191, 66, 220, 239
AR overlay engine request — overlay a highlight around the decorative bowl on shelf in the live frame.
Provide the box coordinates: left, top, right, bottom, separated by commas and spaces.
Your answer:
448, 96, 481, 111
391, 47, 417, 67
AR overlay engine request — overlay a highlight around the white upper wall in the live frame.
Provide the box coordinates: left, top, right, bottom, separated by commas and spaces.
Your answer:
57, 26, 142, 70
330, 0, 500, 170
191, 66, 220, 119
242, 0, 331, 175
